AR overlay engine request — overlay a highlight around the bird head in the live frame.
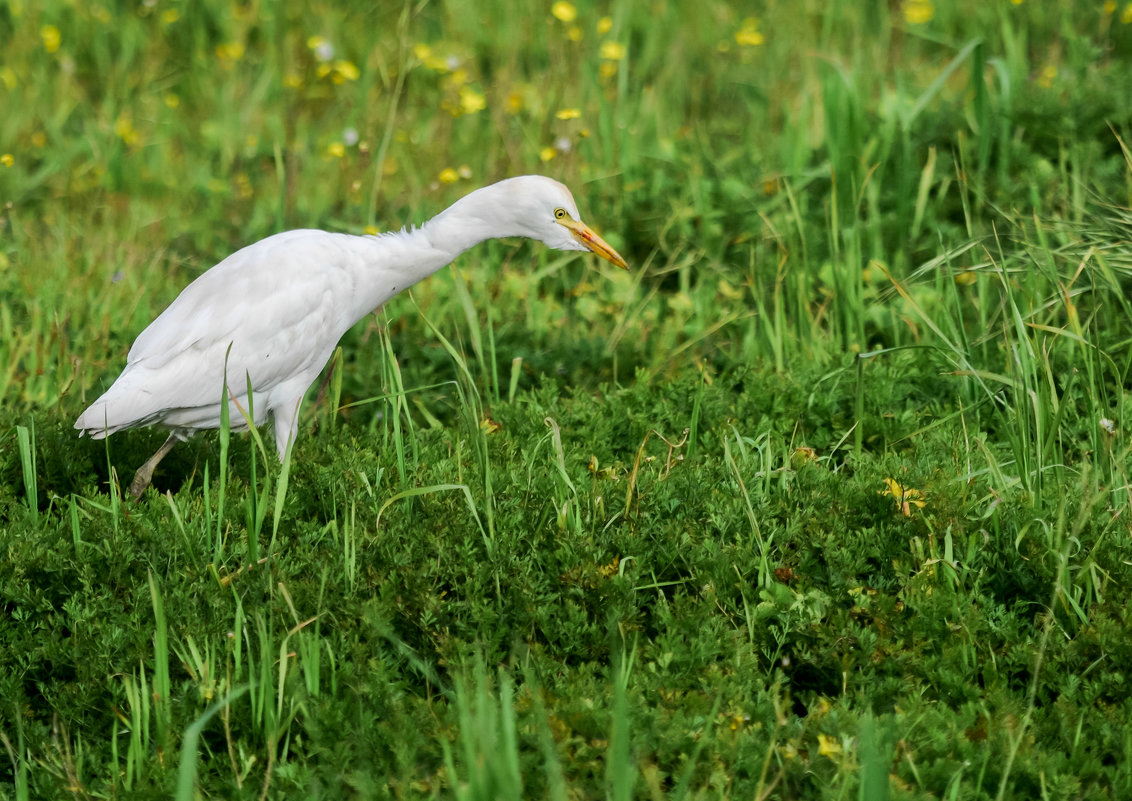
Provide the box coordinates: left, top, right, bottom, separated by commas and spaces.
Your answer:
482, 176, 629, 269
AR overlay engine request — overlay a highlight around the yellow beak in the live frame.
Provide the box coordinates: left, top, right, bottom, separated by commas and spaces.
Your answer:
559, 217, 629, 269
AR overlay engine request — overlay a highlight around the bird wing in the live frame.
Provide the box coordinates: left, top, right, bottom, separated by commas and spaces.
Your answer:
129, 230, 336, 363
81, 230, 363, 430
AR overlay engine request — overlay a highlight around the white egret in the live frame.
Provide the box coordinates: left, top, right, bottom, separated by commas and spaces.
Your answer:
75, 175, 627, 497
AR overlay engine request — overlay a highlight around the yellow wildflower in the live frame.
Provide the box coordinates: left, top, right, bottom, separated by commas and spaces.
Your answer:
283, 73, 303, 88
539, 147, 556, 162
480, 416, 503, 434
162, 8, 180, 23
1037, 64, 1057, 89
413, 43, 454, 72
881, 478, 926, 517
600, 40, 626, 60
1, 154, 12, 167
114, 114, 138, 146
317, 60, 359, 84
735, 18, 764, 46
164, 93, 179, 109
599, 62, 618, 79
423, 52, 451, 71
597, 556, 620, 577
556, 107, 581, 120
1103, 0, 1116, 13
1122, 2, 1132, 23
215, 41, 245, 61
459, 87, 486, 114
551, 1, 577, 23
334, 60, 359, 81
567, 25, 582, 42
596, 16, 613, 35
817, 733, 842, 759
903, 0, 934, 24
335, 61, 357, 81
438, 167, 460, 184
364, 225, 380, 235
31, 132, 46, 147
326, 142, 345, 158
506, 91, 524, 114
41, 25, 61, 54
0, 67, 16, 90
457, 165, 472, 179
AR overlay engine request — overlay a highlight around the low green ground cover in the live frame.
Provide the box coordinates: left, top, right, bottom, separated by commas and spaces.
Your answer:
2, 0, 1132, 798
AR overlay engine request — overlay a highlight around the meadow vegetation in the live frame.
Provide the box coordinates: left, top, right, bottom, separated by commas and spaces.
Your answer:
2, 0, 1132, 798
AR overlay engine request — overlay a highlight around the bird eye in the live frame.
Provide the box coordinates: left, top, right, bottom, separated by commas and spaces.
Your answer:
554, 208, 567, 220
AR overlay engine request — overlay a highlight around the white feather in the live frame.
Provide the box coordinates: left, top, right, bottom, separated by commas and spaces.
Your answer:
75, 175, 625, 460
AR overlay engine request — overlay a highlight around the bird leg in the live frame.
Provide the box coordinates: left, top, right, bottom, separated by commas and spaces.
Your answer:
127, 432, 180, 499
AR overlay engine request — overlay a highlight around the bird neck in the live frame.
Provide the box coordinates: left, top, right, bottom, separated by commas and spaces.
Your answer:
419, 182, 520, 262
352, 182, 531, 320
343, 186, 510, 322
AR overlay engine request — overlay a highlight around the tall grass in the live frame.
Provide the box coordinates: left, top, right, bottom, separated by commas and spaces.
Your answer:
3, 0, 1132, 798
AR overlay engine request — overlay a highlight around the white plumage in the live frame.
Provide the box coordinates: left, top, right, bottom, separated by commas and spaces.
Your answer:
75, 175, 627, 497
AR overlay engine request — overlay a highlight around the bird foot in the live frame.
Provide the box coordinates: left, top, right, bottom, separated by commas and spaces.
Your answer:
125, 432, 180, 499
127, 467, 153, 499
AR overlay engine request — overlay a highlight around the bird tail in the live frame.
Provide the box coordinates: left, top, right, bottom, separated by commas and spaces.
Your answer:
74, 371, 160, 438
74, 400, 118, 439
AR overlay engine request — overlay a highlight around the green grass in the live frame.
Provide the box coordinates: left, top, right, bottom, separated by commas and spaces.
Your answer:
4, 0, 1132, 798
